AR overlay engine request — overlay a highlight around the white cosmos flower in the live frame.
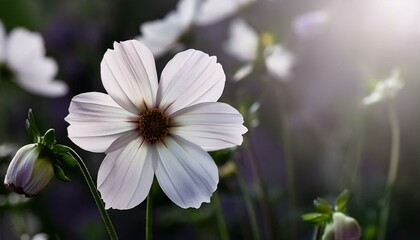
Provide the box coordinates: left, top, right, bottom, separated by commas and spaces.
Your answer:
363, 69, 404, 105
137, 0, 199, 58
65, 40, 247, 210
0, 21, 68, 97
224, 18, 295, 81
195, 0, 256, 26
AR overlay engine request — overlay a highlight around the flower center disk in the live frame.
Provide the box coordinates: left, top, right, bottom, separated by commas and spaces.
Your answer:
139, 108, 170, 144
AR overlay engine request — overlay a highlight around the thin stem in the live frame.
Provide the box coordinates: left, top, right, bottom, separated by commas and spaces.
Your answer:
244, 135, 273, 239
212, 191, 229, 240
275, 86, 297, 239
280, 112, 297, 240
312, 226, 321, 240
146, 190, 153, 240
377, 103, 400, 240
234, 162, 262, 240
69, 149, 118, 240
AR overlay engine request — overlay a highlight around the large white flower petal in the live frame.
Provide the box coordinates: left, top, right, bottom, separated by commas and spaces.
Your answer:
155, 136, 218, 208
6, 28, 45, 72
98, 137, 155, 210
101, 40, 158, 114
223, 18, 258, 62
195, 0, 256, 26
171, 102, 247, 151
157, 49, 225, 114
264, 44, 295, 81
65, 92, 138, 153
0, 21, 6, 62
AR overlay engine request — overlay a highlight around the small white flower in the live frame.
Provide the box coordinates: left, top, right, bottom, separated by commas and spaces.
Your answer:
224, 18, 295, 81
4, 144, 55, 197
292, 10, 330, 39
0, 21, 68, 97
65, 40, 247, 209
137, 0, 199, 58
195, 0, 256, 26
322, 212, 362, 240
363, 69, 404, 105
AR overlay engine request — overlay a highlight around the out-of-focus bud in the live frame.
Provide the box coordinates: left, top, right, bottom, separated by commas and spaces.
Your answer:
4, 143, 54, 197
322, 212, 362, 240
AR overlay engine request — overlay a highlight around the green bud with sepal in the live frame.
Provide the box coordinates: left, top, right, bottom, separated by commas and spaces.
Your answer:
4, 109, 79, 197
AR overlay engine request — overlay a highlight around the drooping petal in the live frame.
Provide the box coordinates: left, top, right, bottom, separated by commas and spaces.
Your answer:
170, 102, 247, 151
65, 92, 138, 153
16, 77, 68, 97
195, 0, 256, 26
155, 136, 218, 208
97, 137, 154, 210
137, 0, 197, 57
223, 18, 258, 62
101, 40, 159, 114
264, 44, 295, 81
6, 28, 45, 72
157, 49, 225, 114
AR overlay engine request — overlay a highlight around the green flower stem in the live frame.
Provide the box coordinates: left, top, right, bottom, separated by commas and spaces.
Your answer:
244, 135, 273, 239
69, 149, 118, 240
275, 86, 297, 239
212, 191, 229, 240
234, 161, 262, 240
378, 103, 400, 240
146, 190, 153, 240
312, 226, 321, 240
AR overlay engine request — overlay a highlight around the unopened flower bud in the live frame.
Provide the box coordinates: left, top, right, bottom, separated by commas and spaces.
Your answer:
322, 212, 361, 240
4, 143, 54, 197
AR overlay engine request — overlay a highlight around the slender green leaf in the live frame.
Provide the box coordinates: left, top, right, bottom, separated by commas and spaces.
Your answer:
43, 129, 56, 148
54, 164, 71, 182
314, 198, 333, 215
57, 153, 79, 168
335, 189, 351, 212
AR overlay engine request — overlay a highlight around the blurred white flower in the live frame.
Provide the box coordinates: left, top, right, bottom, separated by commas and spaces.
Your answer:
137, 0, 256, 58
292, 10, 330, 39
0, 143, 18, 158
322, 212, 361, 240
195, 0, 256, 26
137, 0, 199, 58
0, 21, 68, 97
224, 18, 295, 81
363, 69, 404, 105
4, 143, 55, 197
66, 40, 247, 210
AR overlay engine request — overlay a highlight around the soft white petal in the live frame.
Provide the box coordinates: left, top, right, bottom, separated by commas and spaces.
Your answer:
157, 49, 225, 114
101, 40, 159, 114
223, 18, 258, 62
6, 28, 45, 72
170, 102, 247, 151
195, 0, 256, 26
4, 144, 38, 188
264, 44, 295, 81
16, 77, 68, 97
98, 137, 155, 210
0, 21, 6, 62
155, 136, 218, 208
292, 10, 330, 39
137, 0, 197, 58
65, 92, 138, 153
18, 56, 58, 83
233, 63, 254, 81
